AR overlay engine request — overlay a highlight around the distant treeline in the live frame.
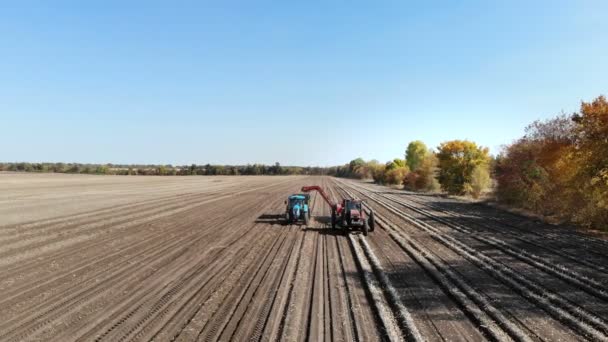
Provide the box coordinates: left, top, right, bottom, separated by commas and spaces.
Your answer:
5, 96, 606, 229
0, 162, 334, 176
334, 95, 608, 229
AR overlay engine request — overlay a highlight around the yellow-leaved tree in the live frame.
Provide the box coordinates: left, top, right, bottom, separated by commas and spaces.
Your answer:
571, 96, 608, 226
436, 140, 491, 195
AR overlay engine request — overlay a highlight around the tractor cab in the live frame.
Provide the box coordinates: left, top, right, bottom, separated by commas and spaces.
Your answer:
341, 199, 364, 227
288, 195, 305, 207
345, 199, 362, 212
284, 194, 311, 225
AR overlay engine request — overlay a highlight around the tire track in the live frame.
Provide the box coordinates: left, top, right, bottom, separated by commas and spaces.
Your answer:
0, 177, 300, 341
0, 181, 289, 315
77, 191, 291, 342
330, 183, 422, 341
349, 181, 608, 322
394, 192, 608, 275
339, 179, 608, 341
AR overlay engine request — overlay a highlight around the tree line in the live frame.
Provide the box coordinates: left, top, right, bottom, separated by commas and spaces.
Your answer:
0, 162, 332, 176
3, 95, 606, 228
334, 139, 491, 198
335, 95, 608, 229
495, 96, 608, 228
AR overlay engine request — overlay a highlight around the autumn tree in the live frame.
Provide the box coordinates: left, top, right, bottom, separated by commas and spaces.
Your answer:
404, 152, 441, 192
355, 160, 383, 182
385, 166, 409, 185
494, 96, 608, 228
436, 140, 491, 195
495, 114, 577, 213
570, 96, 608, 226
405, 140, 428, 171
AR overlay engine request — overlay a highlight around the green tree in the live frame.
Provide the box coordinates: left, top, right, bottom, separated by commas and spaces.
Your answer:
437, 140, 490, 195
406, 140, 428, 171
95, 165, 109, 174
393, 158, 405, 168
67, 164, 81, 173
348, 158, 366, 177
271, 162, 283, 175
385, 158, 405, 171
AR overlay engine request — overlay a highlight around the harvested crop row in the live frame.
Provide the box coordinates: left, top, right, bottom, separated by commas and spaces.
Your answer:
340, 180, 608, 341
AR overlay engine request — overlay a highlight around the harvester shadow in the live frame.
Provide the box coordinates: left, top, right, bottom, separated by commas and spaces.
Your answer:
301, 226, 345, 236
314, 216, 331, 225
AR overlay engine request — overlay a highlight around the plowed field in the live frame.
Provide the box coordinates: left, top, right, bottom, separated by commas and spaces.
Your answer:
1, 173, 607, 341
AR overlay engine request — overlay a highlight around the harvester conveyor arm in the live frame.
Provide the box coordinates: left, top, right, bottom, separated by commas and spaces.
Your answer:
301, 186, 337, 209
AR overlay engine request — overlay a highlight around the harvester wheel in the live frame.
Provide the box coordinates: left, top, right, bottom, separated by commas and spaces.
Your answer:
331, 208, 336, 229
369, 211, 375, 232
362, 220, 369, 236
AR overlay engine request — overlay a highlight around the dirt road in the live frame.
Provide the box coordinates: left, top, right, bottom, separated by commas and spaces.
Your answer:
1, 173, 606, 341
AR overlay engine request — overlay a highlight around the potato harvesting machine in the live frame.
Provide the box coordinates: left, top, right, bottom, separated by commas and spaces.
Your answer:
301, 185, 375, 235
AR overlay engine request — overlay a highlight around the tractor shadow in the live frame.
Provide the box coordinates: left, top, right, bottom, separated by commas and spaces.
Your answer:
255, 214, 286, 226
255, 213, 310, 227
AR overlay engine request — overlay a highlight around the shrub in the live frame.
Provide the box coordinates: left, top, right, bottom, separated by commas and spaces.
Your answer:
370, 162, 386, 184
385, 166, 409, 185
465, 164, 492, 199
404, 151, 440, 192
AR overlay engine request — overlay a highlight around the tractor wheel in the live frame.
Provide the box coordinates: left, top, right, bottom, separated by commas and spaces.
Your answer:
362, 220, 369, 236
369, 211, 375, 232
331, 208, 337, 229
304, 212, 310, 226
288, 212, 294, 224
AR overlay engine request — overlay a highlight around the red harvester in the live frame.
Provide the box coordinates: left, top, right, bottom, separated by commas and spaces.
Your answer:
301, 186, 375, 236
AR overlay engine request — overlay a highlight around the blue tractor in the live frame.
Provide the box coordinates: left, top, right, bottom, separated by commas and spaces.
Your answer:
285, 194, 311, 225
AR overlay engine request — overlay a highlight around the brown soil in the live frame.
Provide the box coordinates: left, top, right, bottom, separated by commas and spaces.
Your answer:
1, 173, 606, 341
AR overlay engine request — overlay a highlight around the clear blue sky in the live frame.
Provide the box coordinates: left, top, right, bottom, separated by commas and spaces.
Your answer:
2, 1, 607, 166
